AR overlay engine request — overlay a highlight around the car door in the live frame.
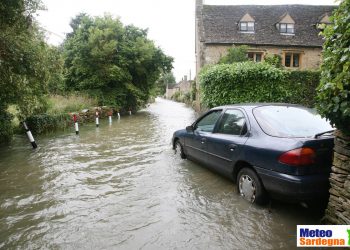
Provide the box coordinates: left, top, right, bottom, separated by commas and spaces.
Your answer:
185, 109, 222, 164
205, 109, 249, 176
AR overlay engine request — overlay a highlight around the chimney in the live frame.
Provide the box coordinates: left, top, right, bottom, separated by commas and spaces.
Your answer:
196, 0, 203, 8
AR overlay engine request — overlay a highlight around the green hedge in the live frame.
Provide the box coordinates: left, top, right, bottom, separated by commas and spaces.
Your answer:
199, 62, 320, 108
284, 70, 320, 107
0, 110, 14, 143
26, 113, 71, 134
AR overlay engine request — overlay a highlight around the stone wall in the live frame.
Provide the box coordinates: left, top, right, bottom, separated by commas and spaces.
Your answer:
323, 130, 350, 224
202, 44, 323, 70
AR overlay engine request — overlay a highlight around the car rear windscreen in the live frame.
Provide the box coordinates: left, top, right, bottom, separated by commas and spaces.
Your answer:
253, 106, 333, 138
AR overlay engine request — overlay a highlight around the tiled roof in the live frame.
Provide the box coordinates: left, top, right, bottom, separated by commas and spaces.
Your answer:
201, 5, 336, 47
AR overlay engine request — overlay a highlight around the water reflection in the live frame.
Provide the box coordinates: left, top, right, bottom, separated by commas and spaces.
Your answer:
0, 98, 323, 249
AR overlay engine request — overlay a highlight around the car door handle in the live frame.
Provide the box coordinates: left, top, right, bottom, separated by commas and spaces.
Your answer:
229, 144, 237, 151
201, 138, 207, 144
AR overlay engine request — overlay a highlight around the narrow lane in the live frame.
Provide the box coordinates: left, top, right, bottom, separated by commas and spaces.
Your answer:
0, 98, 322, 249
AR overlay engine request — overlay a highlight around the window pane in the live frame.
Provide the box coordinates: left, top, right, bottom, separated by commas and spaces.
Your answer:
285, 54, 291, 67
196, 110, 222, 132
287, 24, 294, 33
255, 53, 262, 62
240, 22, 247, 31
293, 53, 299, 67
253, 106, 333, 138
217, 110, 247, 135
286, 24, 294, 33
280, 23, 287, 32
247, 22, 254, 31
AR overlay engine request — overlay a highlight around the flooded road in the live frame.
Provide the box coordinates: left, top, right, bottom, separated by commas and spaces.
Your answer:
0, 98, 323, 249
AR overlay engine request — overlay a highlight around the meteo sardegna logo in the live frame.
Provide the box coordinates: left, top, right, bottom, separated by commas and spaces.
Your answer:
297, 225, 350, 247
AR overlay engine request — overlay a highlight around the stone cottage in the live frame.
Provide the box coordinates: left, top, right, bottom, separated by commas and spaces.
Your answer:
195, 1, 336, 108
166, 75, 193, 100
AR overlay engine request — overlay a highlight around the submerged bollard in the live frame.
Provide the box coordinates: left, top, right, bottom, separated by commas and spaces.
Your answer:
117, 110, 120, 119
108, 110, 113, 124
22, 121, 37, 149
73, 114, 79, 135
129, 108, 132, 116
95, 110, 99, 127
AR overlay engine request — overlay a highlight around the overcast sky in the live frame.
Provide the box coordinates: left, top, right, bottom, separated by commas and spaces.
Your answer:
37, 0, 338, 82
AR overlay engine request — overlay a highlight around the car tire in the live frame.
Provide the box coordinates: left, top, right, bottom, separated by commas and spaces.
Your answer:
237, 168, 267, 205
175, 140, 186, 159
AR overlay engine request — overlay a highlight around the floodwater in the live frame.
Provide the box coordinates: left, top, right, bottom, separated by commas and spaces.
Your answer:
0, 98, 324, 249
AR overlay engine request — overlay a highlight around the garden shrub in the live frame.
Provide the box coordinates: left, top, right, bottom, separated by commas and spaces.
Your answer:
200, 62, 321, 108
26, 113, 71, 134
199, 62, 287, 108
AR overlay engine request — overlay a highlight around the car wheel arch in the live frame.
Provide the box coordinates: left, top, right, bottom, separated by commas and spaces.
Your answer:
232, 161, 262, 185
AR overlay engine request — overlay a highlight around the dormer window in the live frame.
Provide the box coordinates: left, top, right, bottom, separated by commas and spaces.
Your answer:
317, 13, 331, 30
240, 22, 255, 31
279, 23, 294, 34
276, 13, 295, 35
239, 13, 255, 33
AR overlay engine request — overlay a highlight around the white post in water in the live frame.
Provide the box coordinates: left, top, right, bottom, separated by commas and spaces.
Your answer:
108, 110, 113, 125
117, 112, 120, 119
95, 110, 99, 127
73, 114, 79, 135
129, 108, 132, 116
23, 121, 37, 149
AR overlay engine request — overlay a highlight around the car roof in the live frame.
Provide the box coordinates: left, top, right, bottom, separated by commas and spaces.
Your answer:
213, 103, 305, 110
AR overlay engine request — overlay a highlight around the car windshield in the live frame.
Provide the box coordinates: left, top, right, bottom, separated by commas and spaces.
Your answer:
253, 106, 333, 138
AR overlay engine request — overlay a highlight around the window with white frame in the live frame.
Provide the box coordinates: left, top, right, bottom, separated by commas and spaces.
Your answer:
279, 23, 294, 34
240, 21, 255, 32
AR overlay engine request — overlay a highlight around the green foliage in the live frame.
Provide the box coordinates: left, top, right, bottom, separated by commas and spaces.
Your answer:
317, 0, 350, 133
47, 46, 65, 94
63, 14, 173, 109
284, 70, 321, 107
219, 45, 249, 64
154, 72, 176, 96
47, 94, 98, 114
26, 113, 71, 134
0, 108, 14, 143
0, 0, 59, 142
264, 54, 282, 68
172, 91, 181, 102
200, 62, 321, 108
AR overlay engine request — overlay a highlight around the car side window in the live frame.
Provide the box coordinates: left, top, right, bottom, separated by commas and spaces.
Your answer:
216, 109, 247, 135
195, 110, 222, 132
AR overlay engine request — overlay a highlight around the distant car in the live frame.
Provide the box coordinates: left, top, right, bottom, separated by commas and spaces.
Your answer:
172, 104, 334, 205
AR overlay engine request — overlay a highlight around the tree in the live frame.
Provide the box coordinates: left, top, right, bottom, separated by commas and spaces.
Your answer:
63, 14, 173, 110
0, 0, 52, 142
316, 0, 350, 225
218, 45, 249, 64
154, 72, 176, 95
317, 0, 350, 133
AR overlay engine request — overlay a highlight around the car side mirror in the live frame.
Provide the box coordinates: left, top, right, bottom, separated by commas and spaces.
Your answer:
186, 125, 194, 132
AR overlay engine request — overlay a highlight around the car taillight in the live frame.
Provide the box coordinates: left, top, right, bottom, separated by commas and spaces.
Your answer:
278, 147, 316, 166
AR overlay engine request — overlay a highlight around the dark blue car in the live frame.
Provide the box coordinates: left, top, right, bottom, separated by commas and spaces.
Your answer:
172, 104, 334, 205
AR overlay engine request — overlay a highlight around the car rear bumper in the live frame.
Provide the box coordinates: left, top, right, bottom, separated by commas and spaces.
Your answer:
256, 167, 330, 202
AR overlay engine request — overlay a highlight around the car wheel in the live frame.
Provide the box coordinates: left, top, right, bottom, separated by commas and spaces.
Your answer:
237, 168, 267, 205
175, 140, 186, 159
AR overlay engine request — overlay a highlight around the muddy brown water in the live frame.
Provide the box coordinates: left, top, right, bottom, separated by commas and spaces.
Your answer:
0, 98, 324, 249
